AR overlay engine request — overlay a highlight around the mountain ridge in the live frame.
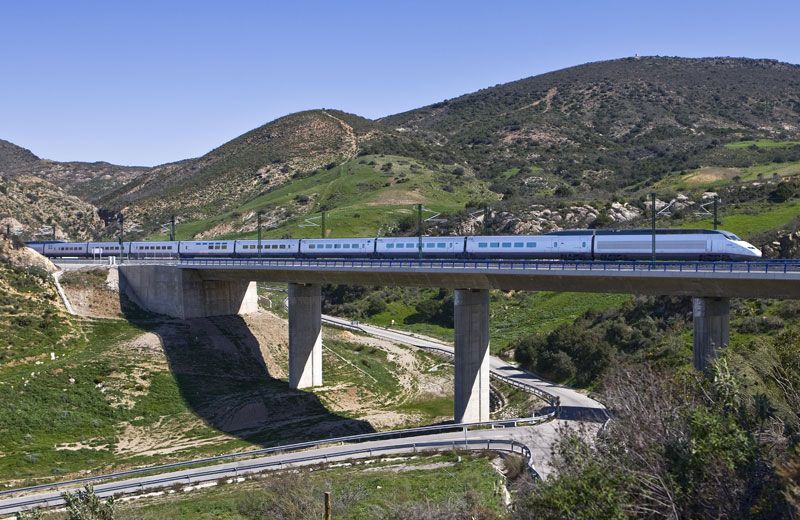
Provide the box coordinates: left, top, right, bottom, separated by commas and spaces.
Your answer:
3, 56, 800, 240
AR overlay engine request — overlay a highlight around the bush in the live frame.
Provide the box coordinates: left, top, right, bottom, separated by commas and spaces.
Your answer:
364, 294, 387, 316
737, 315, 784, 333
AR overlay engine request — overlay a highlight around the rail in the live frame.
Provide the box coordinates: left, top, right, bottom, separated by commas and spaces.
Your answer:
0, 414, 550, 503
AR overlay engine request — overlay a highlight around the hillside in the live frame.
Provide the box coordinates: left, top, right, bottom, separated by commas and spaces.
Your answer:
101, 110, 385, 234
0, 139, 39, 173
0, 175, 103, 240
382, 57, 800, 190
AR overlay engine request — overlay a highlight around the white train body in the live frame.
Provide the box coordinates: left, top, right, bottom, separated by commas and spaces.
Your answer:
129, 241, 179, 257
301, 238, 374, 256
237, 239, 300, 255
87, 242, 129, 256
465, 235, 590, 258
376, 236, 464, 257
44, 242, 88, 257
30, 229, 763, 261
178, 240, 236, 257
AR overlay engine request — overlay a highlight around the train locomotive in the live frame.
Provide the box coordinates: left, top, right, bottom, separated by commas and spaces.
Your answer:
28, 229, 762, 261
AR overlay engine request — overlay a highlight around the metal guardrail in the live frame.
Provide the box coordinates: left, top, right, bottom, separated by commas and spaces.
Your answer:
0, 414, 550, 502
0, 438, 532, 514
174, 257, 800, 274
54, 257, 800, 274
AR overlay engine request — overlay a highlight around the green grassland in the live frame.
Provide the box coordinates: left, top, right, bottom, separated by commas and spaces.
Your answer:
656, 160, 800, 191
724, 139, 800, 150
151, 155, 497, 241
674, 200, 800, 238
360, 288, 629, 356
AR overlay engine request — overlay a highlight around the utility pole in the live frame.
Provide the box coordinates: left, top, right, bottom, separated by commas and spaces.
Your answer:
169, 215, 176, 241
321, 211, 326, 239
324, 492, 332, 520
650, 192, 657, 262
257, 211, 263, 259
417, 203, 423, 258
118, 212, 124, 264
713, 197, 721, 230
483, 205, 491, 235
52, 224, 57, 241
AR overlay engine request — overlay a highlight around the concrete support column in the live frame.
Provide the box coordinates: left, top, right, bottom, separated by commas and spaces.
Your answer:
692, 297, 730, 372
288, 283, 323, 389
454, 289, 491, 423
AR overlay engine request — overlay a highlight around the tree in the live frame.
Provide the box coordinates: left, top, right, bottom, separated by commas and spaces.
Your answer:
61, 484, 116, 520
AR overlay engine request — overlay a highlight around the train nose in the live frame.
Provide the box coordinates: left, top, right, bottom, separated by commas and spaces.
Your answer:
741, 242, 762, 257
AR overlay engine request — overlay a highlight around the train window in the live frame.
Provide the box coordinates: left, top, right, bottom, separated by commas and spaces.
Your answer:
334, 244, 341, 249
208, 246, 214, 250
397, 243, 404, 248
582, 242, 586, 247
526, 242, 536, 248
387, 244, 394, 249
425, 243, 433, 248
222, 244, 228, 249
344, 244, 351, 249
490, 242, 499, 247
325, 244, 332, 249
553, 242, 558, 247
514, 242, 523, 248
437, 243, 446, 248
352, 244, 360, 248
478, 243, 487, 248
502, 242, 511, 248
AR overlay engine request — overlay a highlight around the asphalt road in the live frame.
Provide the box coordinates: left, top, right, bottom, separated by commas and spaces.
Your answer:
0, 423, 571, 516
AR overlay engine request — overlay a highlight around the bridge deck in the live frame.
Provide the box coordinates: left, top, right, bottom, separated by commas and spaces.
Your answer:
161, 258, 800, 299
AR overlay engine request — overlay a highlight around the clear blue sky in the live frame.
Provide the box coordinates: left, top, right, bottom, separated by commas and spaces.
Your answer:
1, 0, 798, 166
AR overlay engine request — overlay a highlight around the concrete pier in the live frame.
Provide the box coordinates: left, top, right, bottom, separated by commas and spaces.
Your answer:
454, 289, 491, 423
288, 283, 323, 389
119, 265, 257, 319
692, 296, 730, 372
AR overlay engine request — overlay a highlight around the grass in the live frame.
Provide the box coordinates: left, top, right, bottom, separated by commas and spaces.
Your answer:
724, 139, 800, 150
0, 270, 462, 485
489, 291, 631, 354
674, 200, 800, 238
150, 155, 497, 240
360, 289, 630, 355
656, 160, 800, 190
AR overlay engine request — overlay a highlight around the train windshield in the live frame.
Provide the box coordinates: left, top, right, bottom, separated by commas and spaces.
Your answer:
723, 232, 741, 241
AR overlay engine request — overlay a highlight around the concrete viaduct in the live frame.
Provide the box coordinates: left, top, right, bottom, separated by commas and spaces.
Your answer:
118, 258, 800, 423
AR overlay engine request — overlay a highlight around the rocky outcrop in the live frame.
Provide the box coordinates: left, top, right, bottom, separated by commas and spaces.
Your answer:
759, 229, 800, 259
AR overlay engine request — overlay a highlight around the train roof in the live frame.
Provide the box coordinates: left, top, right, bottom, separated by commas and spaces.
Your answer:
546, 229, 727, 236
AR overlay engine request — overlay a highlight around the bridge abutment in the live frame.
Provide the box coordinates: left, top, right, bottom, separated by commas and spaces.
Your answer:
454, 288, 491, 423
119, 265, 257, 319
692, 296, 730, 372
288, 283, 323, 389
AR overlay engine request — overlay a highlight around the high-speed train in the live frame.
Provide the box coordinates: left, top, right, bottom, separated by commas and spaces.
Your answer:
27, 229, 762, 261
